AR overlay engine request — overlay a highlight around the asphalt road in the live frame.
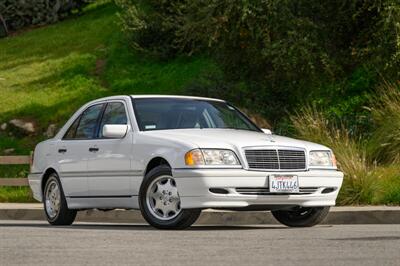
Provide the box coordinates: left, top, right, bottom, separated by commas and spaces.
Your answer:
0, 221, 399, 266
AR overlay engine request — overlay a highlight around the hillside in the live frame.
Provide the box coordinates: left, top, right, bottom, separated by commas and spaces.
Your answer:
0, 2, 213, 201
1, 1, 399, 205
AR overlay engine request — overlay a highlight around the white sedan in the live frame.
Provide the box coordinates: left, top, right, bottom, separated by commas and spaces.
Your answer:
28, 95, 343, 229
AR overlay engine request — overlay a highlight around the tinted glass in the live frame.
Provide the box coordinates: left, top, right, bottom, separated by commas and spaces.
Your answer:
75, 104, 104, 139
133, 98, 260, 132
99, 102, 128, 138
63, 116, 80, 139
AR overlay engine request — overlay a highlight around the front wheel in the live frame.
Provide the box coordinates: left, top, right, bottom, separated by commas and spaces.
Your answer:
271, 206, 330, 227
139, 165, 201, 229
43, 173, 77, 225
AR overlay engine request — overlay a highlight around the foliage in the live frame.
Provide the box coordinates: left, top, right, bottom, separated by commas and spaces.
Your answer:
290, 106, 377, 205
368, 83, 400, 164
115, 0, 184, 59
372, 165, 400, 204
0, 0, 92, 32
1, 1, 399, 204
116, 0, 400, 122
291, 85, 400, 205
0, 2, 213, 202
0, 187, 34, 203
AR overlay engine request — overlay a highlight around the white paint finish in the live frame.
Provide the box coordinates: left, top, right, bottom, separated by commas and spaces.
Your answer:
27, 175, 42, 201
29, 95, 344, 211
140, 128, 332, 169
66, 196, 138, 209
173, 168, 343, 197
87, 133, 134, 196
179, 196, 337, 209
102, 124, 128, 139
130, 94, 224, 102
57, 139, 91, 197
174, 168, 342, 208
262, 128, 272, 134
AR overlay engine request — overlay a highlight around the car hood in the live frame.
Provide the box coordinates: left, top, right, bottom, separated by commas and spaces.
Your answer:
143, 129, 330, 151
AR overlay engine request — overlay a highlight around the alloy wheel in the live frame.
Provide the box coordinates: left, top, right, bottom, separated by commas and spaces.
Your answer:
146, 175, 182, 220
45, 180, 61, 219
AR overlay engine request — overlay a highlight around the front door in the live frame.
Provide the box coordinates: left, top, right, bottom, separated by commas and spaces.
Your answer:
57, 103, 105, 197
87, 101, 133, 197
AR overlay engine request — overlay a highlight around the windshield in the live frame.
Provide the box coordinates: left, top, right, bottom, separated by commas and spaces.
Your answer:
132, 98, 261, 132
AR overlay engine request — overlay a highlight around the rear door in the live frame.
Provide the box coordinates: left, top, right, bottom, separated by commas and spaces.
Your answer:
87, 101, 133, 197
57, 103, 105, 197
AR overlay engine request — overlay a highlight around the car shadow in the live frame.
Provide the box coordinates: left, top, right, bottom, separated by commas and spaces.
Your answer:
0, 222, 292, 231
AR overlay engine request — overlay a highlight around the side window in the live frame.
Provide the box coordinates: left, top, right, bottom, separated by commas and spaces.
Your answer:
63, 116, 80, 139
99, 102, 128, 138
74, 104, 104, 139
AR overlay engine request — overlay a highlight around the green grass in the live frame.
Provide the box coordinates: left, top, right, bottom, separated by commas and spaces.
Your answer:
0, 1, 214, 202
372, 166, 400, 204
0, 187, 34, 203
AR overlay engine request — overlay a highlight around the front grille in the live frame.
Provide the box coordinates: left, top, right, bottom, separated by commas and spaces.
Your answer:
245, 149, 306, 171
236, 187, 319, 195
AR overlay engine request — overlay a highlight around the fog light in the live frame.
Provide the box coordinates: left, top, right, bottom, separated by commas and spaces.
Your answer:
209, 188, 229, 194
321, 187, 336, 194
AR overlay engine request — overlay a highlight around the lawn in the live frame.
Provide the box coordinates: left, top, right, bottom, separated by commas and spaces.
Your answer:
0, 1, 214, 202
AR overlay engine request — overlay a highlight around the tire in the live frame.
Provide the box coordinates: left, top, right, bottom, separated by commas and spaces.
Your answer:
139, 165, 201, 229
271, 206, 330, 227
43, 173, 77, 225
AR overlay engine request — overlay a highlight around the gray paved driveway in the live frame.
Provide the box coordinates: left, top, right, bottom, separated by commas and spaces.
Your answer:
0, 221, 399, 266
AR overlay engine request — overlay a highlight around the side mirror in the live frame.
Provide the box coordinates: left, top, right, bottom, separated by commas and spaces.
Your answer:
102, 124, 128, 138
262, 128, 272, 134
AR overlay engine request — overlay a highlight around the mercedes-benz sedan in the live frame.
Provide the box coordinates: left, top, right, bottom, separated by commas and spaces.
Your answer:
29, 95, 343, 229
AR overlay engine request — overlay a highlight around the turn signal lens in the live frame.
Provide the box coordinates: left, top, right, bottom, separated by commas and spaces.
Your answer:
185, 149, 205, 166
332, 153, 337, 168
185, 149, 240, 166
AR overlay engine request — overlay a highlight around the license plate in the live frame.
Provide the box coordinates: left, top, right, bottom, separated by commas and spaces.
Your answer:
269, 175, 299, 193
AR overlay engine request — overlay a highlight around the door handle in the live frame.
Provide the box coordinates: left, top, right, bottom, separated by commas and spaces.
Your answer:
58, 148, 67, 153
89, 147, 99, 152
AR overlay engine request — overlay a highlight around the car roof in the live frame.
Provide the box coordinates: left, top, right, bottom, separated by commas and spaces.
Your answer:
84, 95, 226, 107
130, 94, 225, 102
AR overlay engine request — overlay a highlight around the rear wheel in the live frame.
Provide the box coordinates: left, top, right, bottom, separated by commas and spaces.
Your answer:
272, 206, 330, 227
139, 165, 201, 229
43, 173, 77, 225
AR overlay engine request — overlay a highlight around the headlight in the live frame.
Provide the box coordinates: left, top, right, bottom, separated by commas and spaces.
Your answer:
185, 149, 240, 166
309, 151, 336, 167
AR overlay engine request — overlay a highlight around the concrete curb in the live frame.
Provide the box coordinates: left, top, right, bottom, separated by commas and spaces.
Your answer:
0, 204, 399, 224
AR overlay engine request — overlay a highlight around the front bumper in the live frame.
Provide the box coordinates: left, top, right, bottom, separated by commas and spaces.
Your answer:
172, 168, 343, 209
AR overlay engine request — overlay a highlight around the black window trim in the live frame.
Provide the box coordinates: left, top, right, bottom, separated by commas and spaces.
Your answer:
225, 101, 263, 133
62, 113, 83, 140
62, 103, 106, 140
63, 101, 131, 141
95, 100, 130, 140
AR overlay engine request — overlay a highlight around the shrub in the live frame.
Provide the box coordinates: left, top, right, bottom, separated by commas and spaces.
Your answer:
0, 0, 91, 33
115, 0, 188, 59
117, 0, 400, 124
372, 165, 400, 204
368, 83, 400, 163
290, 106, 378, 205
